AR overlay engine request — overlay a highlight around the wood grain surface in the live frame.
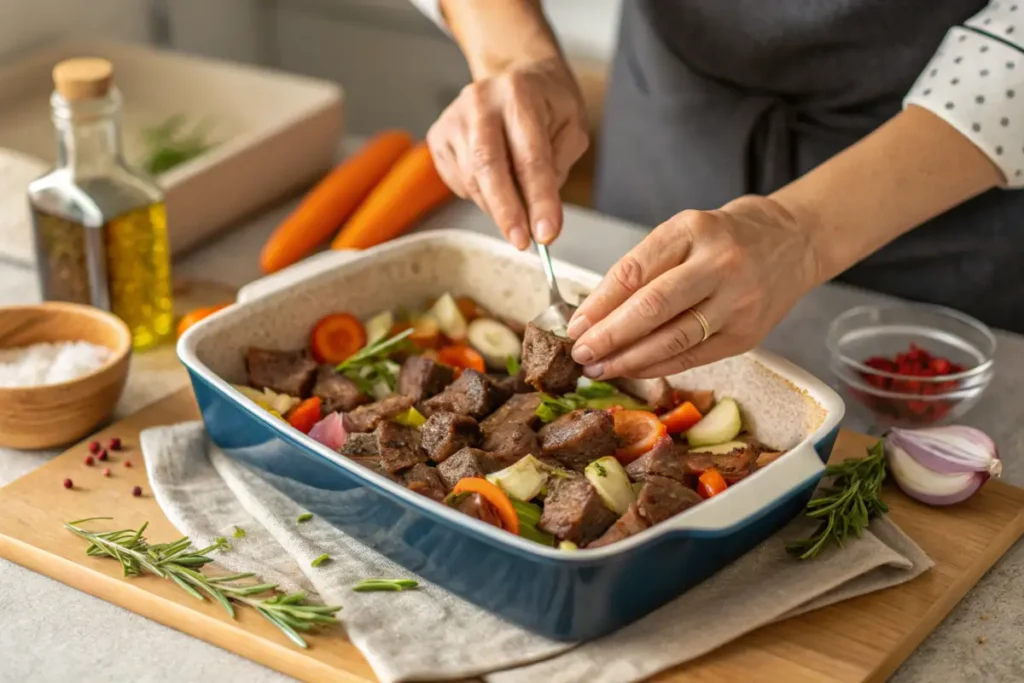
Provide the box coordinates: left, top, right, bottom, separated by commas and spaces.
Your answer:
0, 388, 1021, 683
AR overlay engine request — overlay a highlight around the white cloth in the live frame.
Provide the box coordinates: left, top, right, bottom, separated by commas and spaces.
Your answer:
142, 421, 933, 683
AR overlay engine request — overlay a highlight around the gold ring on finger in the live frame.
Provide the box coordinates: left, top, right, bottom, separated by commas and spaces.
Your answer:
688, 307, 711, 343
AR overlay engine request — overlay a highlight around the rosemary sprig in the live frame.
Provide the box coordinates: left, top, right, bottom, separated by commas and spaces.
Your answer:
786, 440, 890, 560
335, 328, 414, 394
65, 518, 341, 648
353, 578, 419, 592
140, 114, 214, 175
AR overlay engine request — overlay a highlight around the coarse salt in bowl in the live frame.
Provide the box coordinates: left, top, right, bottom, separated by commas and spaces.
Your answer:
0, 340, 112, 388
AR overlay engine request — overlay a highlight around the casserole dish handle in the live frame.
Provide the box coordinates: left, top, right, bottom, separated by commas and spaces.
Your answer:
659, 440, 826, 533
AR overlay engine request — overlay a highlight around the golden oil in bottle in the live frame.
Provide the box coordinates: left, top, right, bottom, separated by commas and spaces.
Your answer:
28, 57, 174, 350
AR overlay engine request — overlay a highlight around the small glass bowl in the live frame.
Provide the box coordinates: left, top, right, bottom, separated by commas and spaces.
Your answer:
826, 303, 996, 428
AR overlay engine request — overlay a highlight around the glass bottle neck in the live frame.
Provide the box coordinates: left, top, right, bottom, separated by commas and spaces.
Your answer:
51, 89, 124, 176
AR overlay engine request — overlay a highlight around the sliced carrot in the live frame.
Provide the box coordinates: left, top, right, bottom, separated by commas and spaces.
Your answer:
259, 130, 414, 274
674, 389, 715, 415
287, 397, 322, 434
612, 410, 669, 464
452, 477, 520, 535
698, 468, 729, 499
176, 303, 230, 338
455, 295, 485, 322
310, 313, 367, 364
659, 401, 703, 434
330, 142, 454, 250
437, 345, 486, 373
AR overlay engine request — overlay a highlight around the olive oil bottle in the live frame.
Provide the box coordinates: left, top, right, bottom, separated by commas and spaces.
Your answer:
28, 58, 173, 350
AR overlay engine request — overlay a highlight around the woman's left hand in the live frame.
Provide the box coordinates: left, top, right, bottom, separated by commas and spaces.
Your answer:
566, 195, 823, 379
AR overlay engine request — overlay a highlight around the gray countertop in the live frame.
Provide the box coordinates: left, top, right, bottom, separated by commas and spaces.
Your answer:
1, 186, 1022, 683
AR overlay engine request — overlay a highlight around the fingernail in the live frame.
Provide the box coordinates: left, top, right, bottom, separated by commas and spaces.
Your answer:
572, 343, 594, 364
534, 218, 556, 243
583, 363, 604, 379
566, 315, 590, 339
508, 227, 529, 250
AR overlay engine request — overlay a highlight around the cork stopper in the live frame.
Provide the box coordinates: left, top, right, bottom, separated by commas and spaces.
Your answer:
52, 58, 113, 102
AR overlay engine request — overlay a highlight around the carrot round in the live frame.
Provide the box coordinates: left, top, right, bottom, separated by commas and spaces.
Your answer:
287, 397, 322, 434
437, 345, 486, 373
451, 477, 520, 535
613, 410, 669, 464
698, 468, 728, 499
330, 142, 454, 250
659, 401, 703, 434
260, 130, 414, 274
310, 313, 367, 364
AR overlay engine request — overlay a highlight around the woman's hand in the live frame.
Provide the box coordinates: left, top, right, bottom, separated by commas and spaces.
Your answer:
426, 56, 589, 250
565, 196, 823, 379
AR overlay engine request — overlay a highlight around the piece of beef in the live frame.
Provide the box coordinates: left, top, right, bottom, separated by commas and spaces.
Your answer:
340, 432, 378, 457
451, 491, 503, 528
374, 421, 427, 474
344, 395, 415, 433
625, 437, 688, 483
636, 475, 703, 524
537, 476, 617, 545
421, 369, 511, 419
436, 447, 499, 489
496, 369, 533, 394
482, 422, 540, 466
312, 366, 371, 414
246, 348, 318, 398
420, 412, 481, 463
755, 450, 784, 469
480, 393, 543, 433
521, 323, 582, 394
403, 462, 448, 502
398, 355, 456, 402
538, 409, 618, 471
681, 445, 756, 484
587, 503, 650, 548
610, 377, 675, 411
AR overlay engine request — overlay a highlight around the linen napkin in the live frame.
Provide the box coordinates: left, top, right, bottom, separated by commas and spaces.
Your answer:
142, 422, 933, 683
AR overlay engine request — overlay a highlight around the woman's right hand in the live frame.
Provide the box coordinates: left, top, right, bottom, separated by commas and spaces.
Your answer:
427, 56, 590, 250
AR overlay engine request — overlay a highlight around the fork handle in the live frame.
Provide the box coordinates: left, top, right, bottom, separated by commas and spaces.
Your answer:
535, 242, 563, 307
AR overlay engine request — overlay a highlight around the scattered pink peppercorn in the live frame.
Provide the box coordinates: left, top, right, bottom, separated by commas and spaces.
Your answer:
84, 455, 94, 466
63, 478, 73, 489
102, 468, 111, 477
124, 460, 133, 468
88, 441, 101, 454
131, 485, 142, 497
109, 437, 122, 451
97, 449, 108, 462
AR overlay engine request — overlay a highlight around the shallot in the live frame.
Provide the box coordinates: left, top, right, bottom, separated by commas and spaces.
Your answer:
883, 425, 1001, 506
309, 412, 348, 451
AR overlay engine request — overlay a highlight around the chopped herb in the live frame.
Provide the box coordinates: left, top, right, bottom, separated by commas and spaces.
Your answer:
335, 329, 414, 394
140, 114, 214, 175
575, 380, 618, 399
592, 462, 608, 477
510, 500, 555, 546
505, 355, 521, 376
535, 387, 650, 423
311, 553, 331, 567
297, 513, 314, 523
353, 578, 419, 592
216, 536, 231, 551
233, 526, 246, 539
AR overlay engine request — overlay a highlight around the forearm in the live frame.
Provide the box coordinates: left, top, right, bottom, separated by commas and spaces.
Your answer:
770, 105, 1003, 285
439, 0, 562, 79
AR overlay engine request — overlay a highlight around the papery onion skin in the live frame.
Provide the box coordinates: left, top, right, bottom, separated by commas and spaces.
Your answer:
886, 442, 985, 506
883, 424, 1000, 506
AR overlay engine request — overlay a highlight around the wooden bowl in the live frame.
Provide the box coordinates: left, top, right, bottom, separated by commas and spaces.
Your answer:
0, 303, 131, 449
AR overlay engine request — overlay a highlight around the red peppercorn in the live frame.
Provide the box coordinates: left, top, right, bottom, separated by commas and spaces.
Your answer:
97, 449, 108, 462
63, 478, 73, 489
109, 437, 122, 451
131, 485, 142, 497
124, 460, 133, 468
102, 467, 111, 477
84, 455, 94, 466
88, 441, 101, 454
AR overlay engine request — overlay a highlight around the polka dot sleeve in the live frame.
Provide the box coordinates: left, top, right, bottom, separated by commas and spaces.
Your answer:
905, 3, 1024, 187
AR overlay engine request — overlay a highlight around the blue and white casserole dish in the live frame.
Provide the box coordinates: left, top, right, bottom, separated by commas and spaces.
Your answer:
178, 230, 845, 642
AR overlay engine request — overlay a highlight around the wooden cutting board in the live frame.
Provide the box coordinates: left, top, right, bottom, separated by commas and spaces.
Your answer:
0, 388, 1021, 683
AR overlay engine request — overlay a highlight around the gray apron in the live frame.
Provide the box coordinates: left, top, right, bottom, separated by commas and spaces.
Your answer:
594, 0, 1024, 333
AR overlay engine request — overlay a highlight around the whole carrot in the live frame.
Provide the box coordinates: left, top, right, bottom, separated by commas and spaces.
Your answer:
330, 142, 454, 251
260, 130, 414, 273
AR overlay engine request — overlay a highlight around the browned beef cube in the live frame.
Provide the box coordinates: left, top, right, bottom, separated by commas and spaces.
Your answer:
340, 432, 378, 457
636, 475, 702, 524
496, 369, 533, 394
755, 450, 783, 469
374, 421, 427, 474
681, 445, 756, 484
480, 393, 543, 433
451, 491, 503, 528
482, 422, 540, 466
625, 437, 688, 483
538, 476, 617, 545
521, 323, 582, 394
421, 369, 511, 419
312, 366, 371, 414
538, 409, 618, 471
587, 503, 650, 548
403, 463, 448, 501
436, 447, 499, 490
246, 348, 318, 398
420, 412, 481, 463
344, 395, 415, 433
398, 355, 455, 402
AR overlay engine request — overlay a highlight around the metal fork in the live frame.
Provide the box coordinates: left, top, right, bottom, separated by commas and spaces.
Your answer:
529, 241, 577, 336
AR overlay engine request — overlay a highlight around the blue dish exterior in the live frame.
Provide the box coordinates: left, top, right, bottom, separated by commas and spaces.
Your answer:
189, 370, 836, 642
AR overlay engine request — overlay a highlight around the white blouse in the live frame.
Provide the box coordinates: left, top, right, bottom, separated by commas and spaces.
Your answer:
411, 0, 1023, 186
